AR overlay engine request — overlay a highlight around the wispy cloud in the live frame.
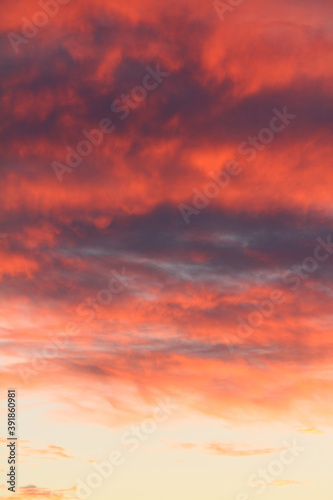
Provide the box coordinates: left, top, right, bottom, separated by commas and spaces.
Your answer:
172, 441, 277, 457
269, 479, 310, 487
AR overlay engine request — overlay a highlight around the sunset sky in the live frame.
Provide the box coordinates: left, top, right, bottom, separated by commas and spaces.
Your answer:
0, 0, 333, 499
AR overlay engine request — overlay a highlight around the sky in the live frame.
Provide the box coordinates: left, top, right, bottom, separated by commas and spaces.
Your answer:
0, 0, 333, 498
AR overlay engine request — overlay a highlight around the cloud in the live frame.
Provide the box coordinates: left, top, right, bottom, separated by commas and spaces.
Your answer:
0, 485, 75, 499
0, 0, 332, 432
172, 441, 277, 457
269, 479, 310, 487
298, 428, 324, 434
5, 440, 76, 461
